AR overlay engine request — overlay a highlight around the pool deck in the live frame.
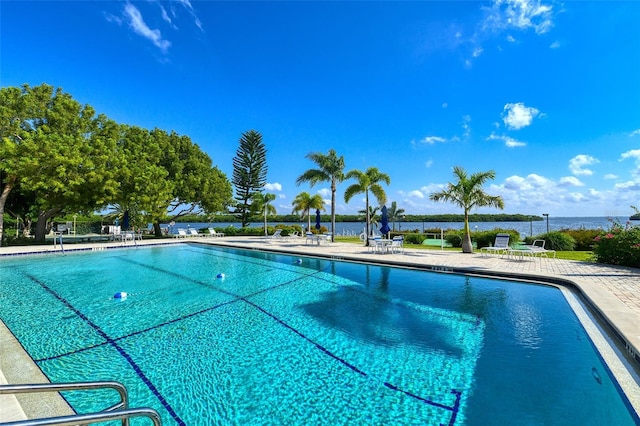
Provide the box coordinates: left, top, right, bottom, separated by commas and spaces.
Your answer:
1, 236, 640, 422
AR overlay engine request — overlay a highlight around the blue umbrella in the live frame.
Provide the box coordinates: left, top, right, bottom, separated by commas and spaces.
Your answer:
315, 209, 322, 230
123, 210, 130, 230
380, 205, 390, 236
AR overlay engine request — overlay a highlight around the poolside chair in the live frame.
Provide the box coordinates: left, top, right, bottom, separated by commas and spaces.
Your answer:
368, 236, 385, 253
287, 231, 301, 240
390, 236, 404, 254
528, 239, 556, 258
175, 229, 189, 238
208, 228, 225, 237
305, 232, 315, 245
480, 233, 510, 257
268, 229, 283, 241
188, 229, 205, 237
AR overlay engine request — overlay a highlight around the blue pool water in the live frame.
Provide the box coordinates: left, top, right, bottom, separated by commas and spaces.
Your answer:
0, 244, 637, 425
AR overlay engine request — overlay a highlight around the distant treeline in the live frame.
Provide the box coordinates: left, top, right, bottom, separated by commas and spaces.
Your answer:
631, 214, 640, 220
175, 213, 543, 223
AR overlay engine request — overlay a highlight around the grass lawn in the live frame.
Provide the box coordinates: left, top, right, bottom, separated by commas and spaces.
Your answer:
333, 236, 594, 262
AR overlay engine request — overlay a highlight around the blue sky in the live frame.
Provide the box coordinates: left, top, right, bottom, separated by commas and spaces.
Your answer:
2, 0, 639, 217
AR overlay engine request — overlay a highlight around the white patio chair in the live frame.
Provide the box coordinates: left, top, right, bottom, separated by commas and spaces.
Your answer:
480, 233, 510, 257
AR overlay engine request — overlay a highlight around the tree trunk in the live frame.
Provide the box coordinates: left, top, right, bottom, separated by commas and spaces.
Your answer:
263, 209, 268, 237
34, 207, 61, 242
154, 220, 163, 237
0, 178, 15, 247
462, 210, 473, 253
365, 191, 370, 246
330, 180, 336, 242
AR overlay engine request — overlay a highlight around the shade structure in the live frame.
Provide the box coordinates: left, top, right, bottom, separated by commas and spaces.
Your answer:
123, 210, 130, 230
380, 205, 390, 235
315, 209, 322, 230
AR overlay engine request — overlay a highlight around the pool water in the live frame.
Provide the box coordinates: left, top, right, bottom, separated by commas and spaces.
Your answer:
0, 244, 637, 425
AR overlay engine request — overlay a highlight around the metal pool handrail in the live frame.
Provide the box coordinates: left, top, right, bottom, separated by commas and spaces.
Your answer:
0, 381, 162, 426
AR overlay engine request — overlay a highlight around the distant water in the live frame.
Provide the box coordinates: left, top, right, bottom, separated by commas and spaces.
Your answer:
169, 216, 636, 238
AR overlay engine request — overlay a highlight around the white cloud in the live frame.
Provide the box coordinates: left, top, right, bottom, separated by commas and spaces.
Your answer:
502, 102, 540, 129
408, 190, 424, 199
604, 173, 618, 180
473, 47, 484, 58
104, 12, 122, 25
629, 129, 640, 137
482, 0, 555, 35
123, 3, 171, 53
318, 188, 331, 197
420, 136, 447, 144
558, 176, 584, 187
620, 149, 640, 163
568, 154, 599, 176
614, 181, 640, 191
176, 0, 203, 31
461, 115, 472, 138
506, 34, 516, 42
425, 160, 434, 168
264, 182, 282, 191
159, 4, 172, 25
550, 41, 560, 48
442, 102, 448, 109
487, 133, 526, 147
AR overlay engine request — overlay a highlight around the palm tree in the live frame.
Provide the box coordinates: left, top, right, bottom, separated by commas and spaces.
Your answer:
344, 167, 390, 246
358, 205, 380, 232
296, 149, 345, 242
387, 201, 405, 231
429, 166, 504, 253
250, 192, 277, 237
291, 191, 325, 232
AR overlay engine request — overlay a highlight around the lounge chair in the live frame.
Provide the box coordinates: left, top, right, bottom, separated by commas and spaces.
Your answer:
188, 229, 204, 237
286, 231, 301, 240
208, 228, 225, 237
268, 229, 283, 241
175, 229, 189, 238
480, 233, 510, 257
527, 239, 556, 258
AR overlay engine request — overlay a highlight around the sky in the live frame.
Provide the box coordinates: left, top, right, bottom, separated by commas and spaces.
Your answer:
2, 0, 639, 218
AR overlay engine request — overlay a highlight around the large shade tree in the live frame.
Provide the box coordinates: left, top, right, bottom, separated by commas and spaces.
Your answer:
344, 167, 390, 246
232, 130, 267, 227
112, 126, 232, 237
429, 166, 505, 253
291, 191, 325, 232
1, 83, 233, 244
0, 84, 119, 242
295, 149, 345, 242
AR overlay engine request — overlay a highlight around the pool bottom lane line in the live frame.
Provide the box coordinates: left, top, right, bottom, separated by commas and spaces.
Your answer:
241, 296, 462, 425
22, 272, 188, 426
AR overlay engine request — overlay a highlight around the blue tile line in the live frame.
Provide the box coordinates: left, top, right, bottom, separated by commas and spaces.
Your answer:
120, 252, 463, 421
26, 251, 461, 424
23, 272, 187, 426
242, 296, 460, 422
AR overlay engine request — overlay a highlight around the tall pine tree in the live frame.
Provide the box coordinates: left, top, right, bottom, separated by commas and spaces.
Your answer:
232, 130, 267, 227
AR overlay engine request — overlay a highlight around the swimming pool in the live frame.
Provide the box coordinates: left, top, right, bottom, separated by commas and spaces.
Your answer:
0, 243, 638, 425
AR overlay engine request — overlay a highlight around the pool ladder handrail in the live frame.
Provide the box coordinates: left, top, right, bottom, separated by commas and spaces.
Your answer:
0, 381, 162, 426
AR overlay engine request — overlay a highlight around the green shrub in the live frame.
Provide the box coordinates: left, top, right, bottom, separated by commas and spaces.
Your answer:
403, 233, 425, 244
524, 231, 575, 251
472, 229, 521, 249
444, 230, 464, 248
592, 221, 640, 268
560, 228, 600, 251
